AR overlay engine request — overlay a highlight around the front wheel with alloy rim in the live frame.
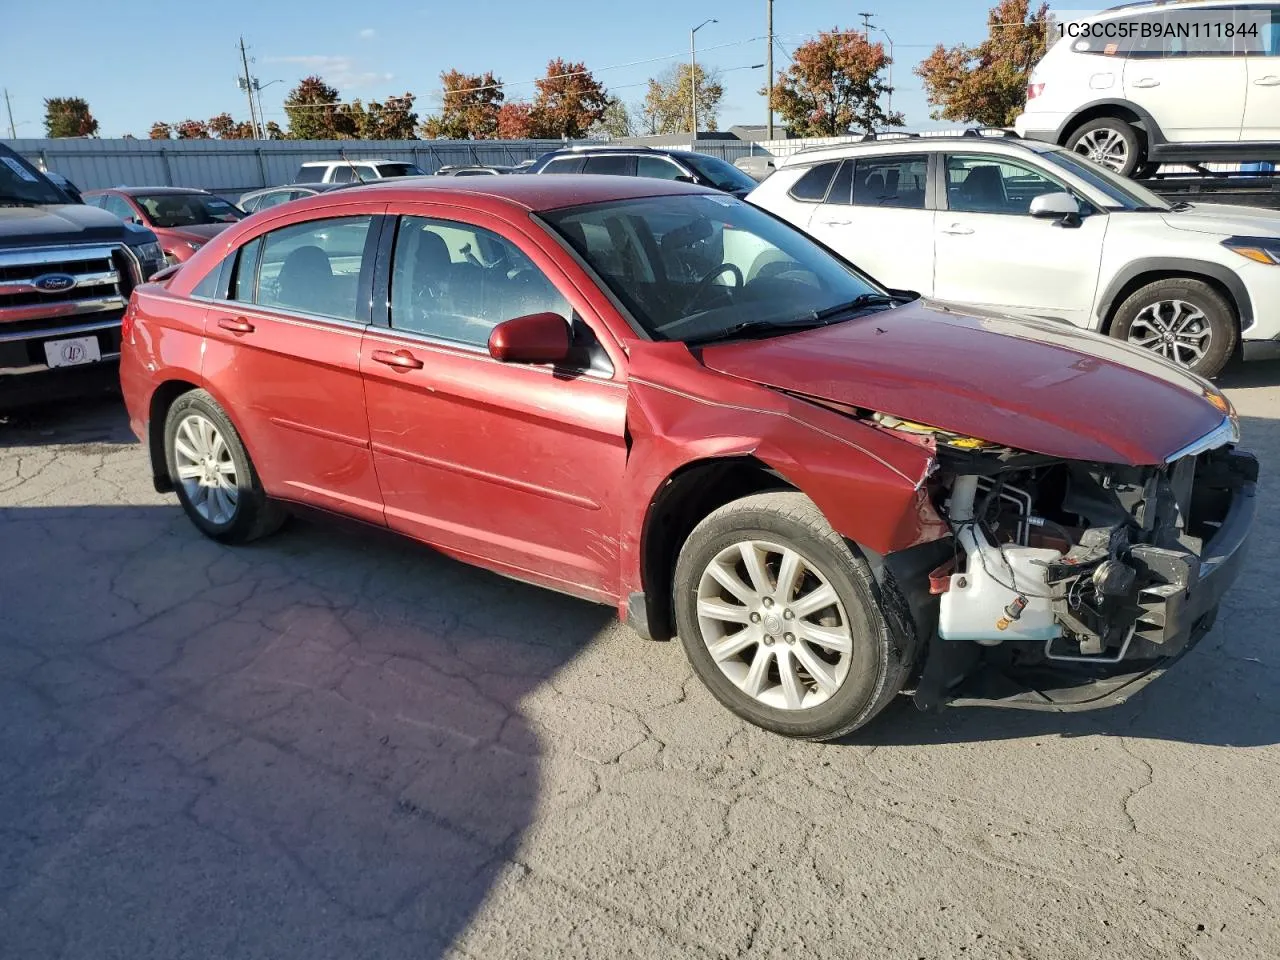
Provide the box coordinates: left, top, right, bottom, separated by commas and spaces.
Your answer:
673, 492, 914, 740
1067, 117, 1143, 177
163, 389, 286, 544
1108, 278, 1237, 379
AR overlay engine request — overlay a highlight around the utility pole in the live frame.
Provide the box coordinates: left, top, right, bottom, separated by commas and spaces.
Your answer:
859, 12, 874, 39
690, 19, 717, 138
238, 37, 262, 139
766, 0, 774, 141
3, 89, 15, 140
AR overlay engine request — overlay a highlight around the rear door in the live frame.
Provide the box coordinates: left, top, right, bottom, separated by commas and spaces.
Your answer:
1121, 9, 1246, 142
932, 153, 1106, 327
201, 206, 388, 523
803, 153, 934, 294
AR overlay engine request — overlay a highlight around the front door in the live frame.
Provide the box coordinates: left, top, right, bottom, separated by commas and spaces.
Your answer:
932, 153, 1106, 328
360, 209, 629, 600
201, 209, 387, 524
804, 153, 935, 294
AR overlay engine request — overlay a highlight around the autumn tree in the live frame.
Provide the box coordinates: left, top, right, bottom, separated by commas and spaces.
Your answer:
916, 0, 1050, 126
642, 64, 723, 135
497, 101, 535, 139
338, 93, 418, 139
264, 121, 284, 140
768, 29, 901, 136
208, 113, 256, 139
284, 75, 347, 139
421, 70, 504, 139
175, 119, 211, 139
43, 97, 98, 138
528, 59, 609, 139
588, 98, 636, 139
148, 122, 173, 140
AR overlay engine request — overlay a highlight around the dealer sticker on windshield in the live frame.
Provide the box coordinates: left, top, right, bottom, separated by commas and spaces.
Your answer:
1, 157, 39, 182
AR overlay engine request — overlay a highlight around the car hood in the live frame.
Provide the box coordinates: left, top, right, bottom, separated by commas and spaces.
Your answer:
155, 222, 237, 244
1159, 202, 1280, 239
0, 203, 143, 247
696, 300, 1227, 465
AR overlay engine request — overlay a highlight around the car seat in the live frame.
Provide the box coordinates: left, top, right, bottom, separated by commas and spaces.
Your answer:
275, 245, 335, 315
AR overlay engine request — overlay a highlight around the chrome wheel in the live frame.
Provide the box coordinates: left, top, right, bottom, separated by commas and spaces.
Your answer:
1073, 128, 1129, 171
172, 413, 239, 525
696, 540, 853, 711
1128, 299, 1212, 368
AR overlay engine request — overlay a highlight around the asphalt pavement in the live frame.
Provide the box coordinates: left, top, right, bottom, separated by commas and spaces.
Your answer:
2, 365, 1279, 960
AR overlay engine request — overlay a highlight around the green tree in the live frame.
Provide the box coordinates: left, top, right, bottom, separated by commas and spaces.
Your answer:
916, 0, 1050, 126
768, 29, 901, 136
43, 97, 98, 138
590, 97, 637, 139
339, 93, 418, 139
284, 75, 349, 139
421, 70, 504, 139
642, 63, 723, 135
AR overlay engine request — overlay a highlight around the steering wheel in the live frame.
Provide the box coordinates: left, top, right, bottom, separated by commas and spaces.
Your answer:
684, 263, 743, 312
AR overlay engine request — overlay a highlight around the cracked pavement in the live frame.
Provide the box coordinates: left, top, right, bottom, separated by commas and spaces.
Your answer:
2, 369, 1279, 960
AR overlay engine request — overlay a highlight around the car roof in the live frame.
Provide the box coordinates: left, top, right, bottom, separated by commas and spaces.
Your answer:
86, 186, 213, 197
777, 131, 1056, 166
298, 159, 402, 166
330, 174, 717, 212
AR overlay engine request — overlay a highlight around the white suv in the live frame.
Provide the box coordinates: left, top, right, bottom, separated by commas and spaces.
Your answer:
1015, 0, 1280, 176
293, 159, 426, 184
748, 132, 1280, 378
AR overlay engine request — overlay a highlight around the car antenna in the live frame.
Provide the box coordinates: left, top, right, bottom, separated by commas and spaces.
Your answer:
340, 150, 366, 184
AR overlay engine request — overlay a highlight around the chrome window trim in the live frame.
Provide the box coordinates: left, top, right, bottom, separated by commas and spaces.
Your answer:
1165, 415, 1239, 463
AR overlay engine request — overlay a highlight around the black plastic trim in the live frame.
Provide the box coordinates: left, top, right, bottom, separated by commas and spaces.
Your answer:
1095, 257, 1253, 330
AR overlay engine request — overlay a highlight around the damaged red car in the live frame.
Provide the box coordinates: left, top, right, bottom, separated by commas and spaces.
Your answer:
119, 176, 1257, 739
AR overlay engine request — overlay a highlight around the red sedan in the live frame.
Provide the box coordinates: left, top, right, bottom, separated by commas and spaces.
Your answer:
85, 186, 245, 266
120, 176, 1255, 738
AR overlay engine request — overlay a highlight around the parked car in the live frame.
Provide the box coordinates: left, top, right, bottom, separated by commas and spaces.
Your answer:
435, 165, 515, 176
748, 130, 1280, 378
293, 159, 426, 185
1015, 0, 1280, 176
120, 176, 1254, 739
84, 187, 245, 266
735, 155, 776, 182
238, 182, 354, 214
0, 143, 165, 410
525, 145, 760, 197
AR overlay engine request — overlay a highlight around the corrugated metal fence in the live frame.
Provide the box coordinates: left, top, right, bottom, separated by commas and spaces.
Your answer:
3, 138, 575, 197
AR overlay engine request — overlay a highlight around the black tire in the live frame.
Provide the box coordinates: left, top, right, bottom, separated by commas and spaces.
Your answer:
1132, 161, 1160, 180
1066, 117, 1143, 177
1108, 277, 1237, 379
672, 492, 914, 741
163, 389, 285, 544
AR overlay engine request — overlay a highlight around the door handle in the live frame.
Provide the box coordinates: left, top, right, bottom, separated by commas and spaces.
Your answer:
216, 316, 255, 334
821, 219, 853, 226
371, 348, 424, 371
1254, 76, 1280, 86
940, 225, 974, 236
1131, 78, 1160, 88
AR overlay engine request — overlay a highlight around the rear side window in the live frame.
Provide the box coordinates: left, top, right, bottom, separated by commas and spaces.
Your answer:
542, 156, 585, 174
851, 154, 928, 209
250, 216, 375, 321
295, 165, 326, 183
788, 162, 839, 202
584, 155, 635, 176
823, 161, 855, 205
330, 166, 356, 183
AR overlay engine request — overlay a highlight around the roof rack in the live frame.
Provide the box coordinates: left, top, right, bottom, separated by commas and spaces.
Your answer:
563, 143, 654, 153
791, 127, 1022, 155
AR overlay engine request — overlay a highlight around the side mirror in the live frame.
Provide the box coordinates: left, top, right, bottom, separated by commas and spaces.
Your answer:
674, 175, 698, 184
1030, 192, 1082, 225
488, 312, 572, 365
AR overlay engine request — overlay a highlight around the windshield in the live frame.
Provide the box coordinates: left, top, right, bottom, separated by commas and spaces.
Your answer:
135, 193, 245, 228
681, 154, 759, 193
376, 163, 425, 178
0, 152, 70, 205
541, 194, 886, 343
1039, 148, 1171, 210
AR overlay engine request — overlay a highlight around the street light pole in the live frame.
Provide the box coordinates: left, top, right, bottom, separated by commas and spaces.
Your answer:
690, 18, 717, 137
877, 28, 895, 116
766, 0, 774, 140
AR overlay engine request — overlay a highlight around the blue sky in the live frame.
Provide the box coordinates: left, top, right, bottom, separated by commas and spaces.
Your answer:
2, 0, 1009, 138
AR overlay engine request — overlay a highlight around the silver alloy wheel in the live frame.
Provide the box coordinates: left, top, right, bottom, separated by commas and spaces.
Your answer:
696, 539, 853, 711
172, 413, 239, 525
1073, 128, 1129, 171
1127, 299, 1212, 368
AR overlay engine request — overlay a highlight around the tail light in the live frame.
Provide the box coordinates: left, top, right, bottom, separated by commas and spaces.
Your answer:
1027, 83, 1045, 101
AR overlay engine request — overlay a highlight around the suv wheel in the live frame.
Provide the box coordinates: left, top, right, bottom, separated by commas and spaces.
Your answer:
1109, 278, 1237, 379
1068, 117, 1143, 177
673, 492, 911, 740
164, 389, 286, 544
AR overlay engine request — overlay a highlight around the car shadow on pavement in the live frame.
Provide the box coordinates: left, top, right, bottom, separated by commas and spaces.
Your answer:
0, 395, 134, 448
0, 502, 612, 958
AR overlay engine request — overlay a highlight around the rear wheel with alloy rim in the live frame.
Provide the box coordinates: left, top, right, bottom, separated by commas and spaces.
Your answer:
673, 492, 914, 740
163, 389, 285, 544
1108, 277, 1236, 379
1067, 117, 1143, 177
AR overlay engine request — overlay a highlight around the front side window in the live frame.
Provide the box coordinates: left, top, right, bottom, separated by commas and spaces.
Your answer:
389, 215, 571, 348
330, 165, 356, 183
102, 194, 137, 221
376, 162, 424, 178
637, 156, 686, 181
945, 154, 1070, 215
851, 154, 928, 209
134, 193, 244, 228
247, 216, 374, 321
680, 153, 760, 193
788, 161, 840, 202
295, 166, 326, 183
543, 194, 885, 344
583, 155, 635, 176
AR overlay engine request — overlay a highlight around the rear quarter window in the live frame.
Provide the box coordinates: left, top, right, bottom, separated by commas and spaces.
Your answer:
788, 162, 840, 202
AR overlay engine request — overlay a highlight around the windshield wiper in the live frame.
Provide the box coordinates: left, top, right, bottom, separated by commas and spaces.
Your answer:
808, 293, 905, 322
0, 198, 42, 208
1168, 201, 1193, 212
687, 293, 905, 346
